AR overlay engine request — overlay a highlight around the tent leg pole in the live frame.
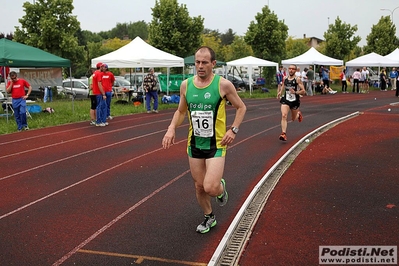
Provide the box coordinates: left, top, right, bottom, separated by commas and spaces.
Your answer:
69, 68, 74, 113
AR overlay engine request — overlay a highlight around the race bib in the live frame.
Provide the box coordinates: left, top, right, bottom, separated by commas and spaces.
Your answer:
286, 90, 296, 102
191, 110, 214, 137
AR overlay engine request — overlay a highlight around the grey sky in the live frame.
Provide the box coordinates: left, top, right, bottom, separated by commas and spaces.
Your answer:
2, 0, 399, 47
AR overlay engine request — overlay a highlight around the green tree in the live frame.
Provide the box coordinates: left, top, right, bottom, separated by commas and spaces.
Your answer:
285, 36, 309, 59
202, 34, 222, 58
0, 33, 14, 40
364, 16, 398, 55
13, 0, 83, 76
323, 17, 360, 61
203, 29, 221, 40
109, 21, 149, 40
148, 0, 204, 58
81, 30, 104, 43
220, 29, 236, 46
224, 36, 253, 61
245, 5, 288, 84
244, 5, 288, 63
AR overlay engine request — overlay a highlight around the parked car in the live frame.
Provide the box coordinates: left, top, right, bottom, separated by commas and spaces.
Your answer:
124, 73, 145, 88
114, 77, 133, 89
124, 72, 161, 89
113, 77, 134, 98
59, 78, 89, 99
226, 74, 250, 91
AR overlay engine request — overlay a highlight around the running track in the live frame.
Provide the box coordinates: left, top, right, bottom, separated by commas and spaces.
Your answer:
0, 90, 397, 265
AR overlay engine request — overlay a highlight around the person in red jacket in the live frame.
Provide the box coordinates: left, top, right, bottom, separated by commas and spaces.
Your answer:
101, 64, 115, 120
92, 62, 107, 126
6, 71, 32, 131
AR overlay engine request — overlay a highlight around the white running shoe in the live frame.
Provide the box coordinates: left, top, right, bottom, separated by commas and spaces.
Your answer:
196, 215, 217, 234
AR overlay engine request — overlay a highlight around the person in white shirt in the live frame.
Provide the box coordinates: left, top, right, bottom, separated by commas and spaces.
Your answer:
352, 68, 361, 93
361, 67, 370, 93
295, 67, 301, 77
301, 68, 308, 96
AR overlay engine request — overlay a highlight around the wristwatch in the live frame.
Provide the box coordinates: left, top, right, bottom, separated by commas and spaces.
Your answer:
231, 126, 239, 134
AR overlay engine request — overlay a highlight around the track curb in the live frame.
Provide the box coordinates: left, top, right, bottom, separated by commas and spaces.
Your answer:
208, 111, 360, 266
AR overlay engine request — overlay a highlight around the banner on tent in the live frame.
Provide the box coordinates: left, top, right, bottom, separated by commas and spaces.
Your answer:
330, 66, 345, 80
158, 74, 194, 93
20, 68, 63, 89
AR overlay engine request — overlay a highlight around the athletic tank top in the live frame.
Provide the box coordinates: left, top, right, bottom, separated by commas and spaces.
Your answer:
185, 75, 226, 150
283, 77, 299, 102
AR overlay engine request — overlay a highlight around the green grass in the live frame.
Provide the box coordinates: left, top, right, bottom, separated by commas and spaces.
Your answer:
0, 82, 371, 135
1, 89, 273, 135
0, 98, 179, 135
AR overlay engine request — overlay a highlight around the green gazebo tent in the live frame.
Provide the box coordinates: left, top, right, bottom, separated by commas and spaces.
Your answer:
0, 38, 72, 117
0, 38, 70, 67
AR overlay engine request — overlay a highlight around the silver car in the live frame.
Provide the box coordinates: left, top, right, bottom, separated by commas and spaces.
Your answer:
60, 78, 89, 99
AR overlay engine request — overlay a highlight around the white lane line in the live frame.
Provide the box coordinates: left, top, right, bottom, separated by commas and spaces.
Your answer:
0, 118, 172, 159
0, 111, 270, 181
50, 115, 281, 265
0, 112, 281, 219
0, 128, 167, 181
0, 138, 183, 220
52, 169, 191, 266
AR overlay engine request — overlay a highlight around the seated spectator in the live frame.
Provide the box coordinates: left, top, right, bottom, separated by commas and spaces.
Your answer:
323, 86, 337, 94
318, 81, 337, 94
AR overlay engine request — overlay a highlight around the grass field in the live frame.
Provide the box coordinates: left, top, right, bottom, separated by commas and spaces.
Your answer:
0, 82, 362, 135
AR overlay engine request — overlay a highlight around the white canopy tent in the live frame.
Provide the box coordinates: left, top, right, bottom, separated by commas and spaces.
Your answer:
92, 36, 184, 94
346, 52, 398, 67
281, 47, 343, 66
384, 48, 399, 64
226, 56, 278, 94
281, 48, 343, 94
92, 36, 184, 68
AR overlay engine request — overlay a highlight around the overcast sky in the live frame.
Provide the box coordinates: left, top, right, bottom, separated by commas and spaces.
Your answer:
2, 0, 399, 48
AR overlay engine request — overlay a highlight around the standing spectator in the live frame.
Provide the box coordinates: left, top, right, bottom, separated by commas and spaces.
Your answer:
389, 67, 398, 91
92, 63, 107, 126
301, 67, 309, 96
361, 67, 370, 93
352, 68, 361, 93
318, 66, 323, 79
101, 64, 115, 120
162, 46, 246, 234
396, 67, 399, 97
295, 66, 301, 77
43, 86, 52, 102
282, 67, 287, 79
276, 65, 284, 93
5, 71, 32, 131
88, 68, 97, 125
359, 68, 365, 92
380, 68, 387, 91
144, 68, 159, 113
340, 69, 348, 93
306, 66, 314, 96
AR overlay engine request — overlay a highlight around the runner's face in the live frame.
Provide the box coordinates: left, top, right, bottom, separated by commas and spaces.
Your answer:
288, 66, 296, 76
195, 50, 215, 79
